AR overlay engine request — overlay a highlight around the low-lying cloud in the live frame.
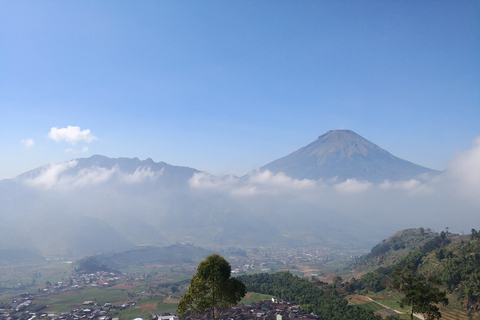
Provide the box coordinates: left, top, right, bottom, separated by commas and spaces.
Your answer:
187, 136, 480, 233
23, 161, 162, 189
189, 170, 318, 197
17, 135, 480, 239
445, 136, 480, 203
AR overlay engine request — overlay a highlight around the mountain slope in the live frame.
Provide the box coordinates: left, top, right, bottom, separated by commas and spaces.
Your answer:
259, 130, 439, 182
348, 229, 480, 319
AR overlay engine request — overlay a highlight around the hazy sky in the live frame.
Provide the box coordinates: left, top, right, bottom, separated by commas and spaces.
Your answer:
1, 1, 479, 180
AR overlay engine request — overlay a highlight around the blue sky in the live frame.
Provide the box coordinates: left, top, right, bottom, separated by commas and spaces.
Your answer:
1, 1, 479, 180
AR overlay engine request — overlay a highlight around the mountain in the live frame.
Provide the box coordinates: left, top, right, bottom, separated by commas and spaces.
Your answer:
0, 132, 464, 258
0, 153, 384, 257
259, 130, 439, 182
0, 156, 203, 257
17, 154, 200, 187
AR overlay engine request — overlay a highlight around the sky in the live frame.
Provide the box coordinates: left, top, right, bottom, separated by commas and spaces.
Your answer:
1, 1, 479, 180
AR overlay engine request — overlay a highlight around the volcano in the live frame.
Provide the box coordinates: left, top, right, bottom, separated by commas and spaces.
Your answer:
258, 130, 439, 182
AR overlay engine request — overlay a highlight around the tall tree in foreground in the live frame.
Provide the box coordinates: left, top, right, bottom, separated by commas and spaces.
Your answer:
391, 264, 448, 320
177, 254, 246, 320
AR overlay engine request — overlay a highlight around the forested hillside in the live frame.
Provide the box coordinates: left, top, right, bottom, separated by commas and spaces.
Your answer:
346, 228, 480, 319
237, 272, 385, 320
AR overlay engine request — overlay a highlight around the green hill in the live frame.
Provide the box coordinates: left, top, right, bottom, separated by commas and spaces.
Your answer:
93, 244, 214, 271
347, 228, 480, 319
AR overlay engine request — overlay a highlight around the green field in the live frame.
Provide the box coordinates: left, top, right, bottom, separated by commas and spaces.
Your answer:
37, 287, 130, 311
241, 292, 274, 305
0, 260, 71, 299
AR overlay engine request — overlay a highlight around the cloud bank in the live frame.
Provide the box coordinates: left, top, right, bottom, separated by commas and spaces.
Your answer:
187, 136, 480, 233
24, 161, 162, 189
18, 135, 480, 240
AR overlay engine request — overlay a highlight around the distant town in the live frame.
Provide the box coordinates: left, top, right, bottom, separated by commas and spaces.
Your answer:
0, 246, 361, 320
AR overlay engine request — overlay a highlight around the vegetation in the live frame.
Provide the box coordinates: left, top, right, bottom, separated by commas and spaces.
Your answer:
95, 244, 213, 272
237, 272, 382, 320
2, 227, 480, 320
441, 230, 480, 311
391, 264, 448, 320
349, 228, 480, 319
240, 292, 274, 305
177, 254, 246, 320
75, 256, 119, 274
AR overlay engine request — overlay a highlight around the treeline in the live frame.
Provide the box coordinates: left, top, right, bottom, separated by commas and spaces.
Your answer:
75, 256, 119, 274
237, 272, 383, 320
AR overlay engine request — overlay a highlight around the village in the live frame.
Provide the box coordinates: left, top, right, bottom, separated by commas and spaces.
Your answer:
228, 246, 356, 275
0, 252, 330, 320
0, 272, 144, 320
0, 288, 318, 320
0, 246, 358, 320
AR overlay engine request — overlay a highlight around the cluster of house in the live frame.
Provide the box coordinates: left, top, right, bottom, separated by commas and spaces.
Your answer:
0, 297, 317, 320
43, 272, 124, 293
40, 271, 154, 295
228, 247, 353, 275
187, 299, 319, 320
0, 295, 140, 320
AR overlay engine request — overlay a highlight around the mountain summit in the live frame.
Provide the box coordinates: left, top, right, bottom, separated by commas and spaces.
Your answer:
259, 130, 439, 182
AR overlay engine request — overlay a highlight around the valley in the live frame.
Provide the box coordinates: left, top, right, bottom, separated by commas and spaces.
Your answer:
1, 228, 479, 320
1, 130, 479, 319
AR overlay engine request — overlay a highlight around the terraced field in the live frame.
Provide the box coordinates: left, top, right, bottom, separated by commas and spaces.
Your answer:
437, 304, 469, 320
348, 293, 470, 320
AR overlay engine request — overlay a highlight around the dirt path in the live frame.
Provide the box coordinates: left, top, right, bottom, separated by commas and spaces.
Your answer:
365, 296, 424, 320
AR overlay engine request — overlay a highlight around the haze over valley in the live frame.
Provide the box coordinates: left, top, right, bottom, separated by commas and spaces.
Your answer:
1, 3, 479, 319
1, 130, 478, 258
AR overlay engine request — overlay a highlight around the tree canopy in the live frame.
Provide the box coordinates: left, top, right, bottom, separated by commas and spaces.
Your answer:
238, 271, 383, 320
177, 254, 246, 320
392, 264, 448, 320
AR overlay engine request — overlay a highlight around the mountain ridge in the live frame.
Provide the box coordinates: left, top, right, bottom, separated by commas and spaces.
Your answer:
0, 130, 453, 258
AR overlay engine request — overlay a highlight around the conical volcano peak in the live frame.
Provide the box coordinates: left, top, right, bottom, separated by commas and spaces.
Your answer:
302, 129, 383, 160
259, 129, 439, 182
317, 129, 374, 145
321, 129, 356, 138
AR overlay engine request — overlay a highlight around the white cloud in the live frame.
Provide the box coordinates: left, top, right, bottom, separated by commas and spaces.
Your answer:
72, 166, 118, 187
120, 167, 163, 183
189, 170, 317, 196
379, 179, 433, 195
48, 126, 97, 145
23, 161, 162, 189
25, 160, 79, 189
65, 146, 89, 154
334, 179, 372, 193
248, 170, 317, 190
22, 138, 35, 148
444, 136, 480, 202
189, 172, 237, 190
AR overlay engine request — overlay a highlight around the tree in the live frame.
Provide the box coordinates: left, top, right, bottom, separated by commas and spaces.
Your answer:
177, 254, 246, 320
471, 228, 478, 240
391, 264, 448, 320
